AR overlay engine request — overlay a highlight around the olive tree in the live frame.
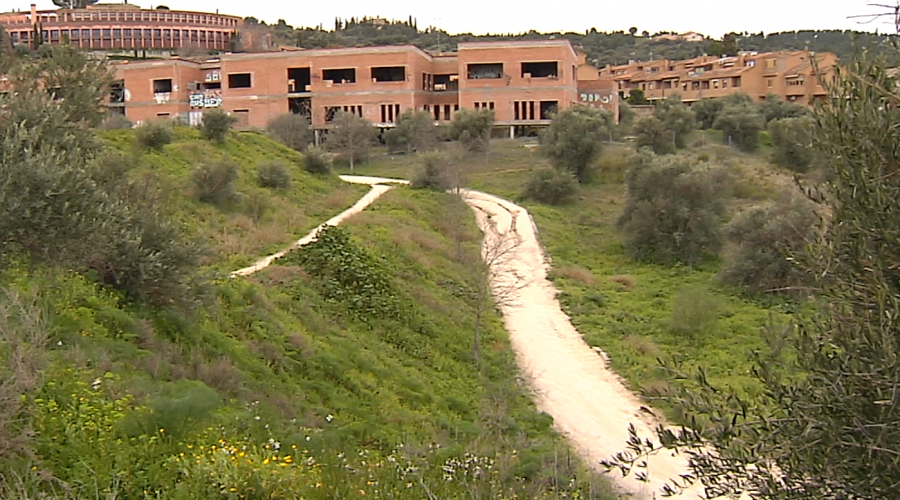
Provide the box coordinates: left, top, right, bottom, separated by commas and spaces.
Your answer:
768, 115, 815, 172
448, 108, 493, 154
327, 111, 378, 171
539, 106, 611, 183
384, 110, 438, 154
603, 47, 900, 500
617, 153, 730, 265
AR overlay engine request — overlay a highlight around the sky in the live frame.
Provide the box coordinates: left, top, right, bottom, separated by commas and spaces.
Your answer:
1, 0, 891, 37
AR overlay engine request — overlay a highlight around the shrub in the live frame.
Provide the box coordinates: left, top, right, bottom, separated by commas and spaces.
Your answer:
266, 113, 313, 151
256, 160, 291, 189
326, 112, 377, 170
135, 120, 173, 150
191, 159, 238, 206
618, 153, 731, 265
653, 93, 696, 149
668, 286, 722, 344
410, 152, 452, 190
100, 113, 133, 130
385, 110, 438, 154
521, 168, 578, 205
692, 98, 725, 129
243, 191, 271, 224
759, 93, 807, 124
717, 193, 818, 294
199, 108, 238, 143
302, 146, 332, 175
448, 108, 493, 153
714, 102, 765, 152
768, 116, 815, 173
633, 115, 675, 155
539, 106, 611, 183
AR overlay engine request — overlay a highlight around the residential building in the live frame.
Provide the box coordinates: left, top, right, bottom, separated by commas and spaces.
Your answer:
598, 50, 837, 106
111, 39, 618, 135
0, 3, 240, 52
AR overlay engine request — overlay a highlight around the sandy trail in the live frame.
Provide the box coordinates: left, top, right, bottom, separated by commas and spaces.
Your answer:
230, 176, 408, 277
462, 188, 702, 499
231, 175, 699, 498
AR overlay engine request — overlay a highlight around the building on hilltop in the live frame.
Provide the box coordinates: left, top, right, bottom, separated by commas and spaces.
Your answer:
0, 3, 241, 52
598, 50, 837, 105
109, 39, 620, 135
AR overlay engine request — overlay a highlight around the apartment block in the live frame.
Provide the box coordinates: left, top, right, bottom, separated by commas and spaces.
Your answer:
111, 39, 618, 134
599, 51, 837, 106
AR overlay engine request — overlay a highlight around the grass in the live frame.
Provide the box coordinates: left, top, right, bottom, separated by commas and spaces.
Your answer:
346, 136, 794, 416
101, 127, 369, 271
4, 129, 616, 499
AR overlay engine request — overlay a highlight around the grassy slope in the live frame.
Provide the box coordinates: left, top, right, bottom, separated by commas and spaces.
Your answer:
349, 138, 793, 409
7, 130, 612, 499
100, 127, 369, 270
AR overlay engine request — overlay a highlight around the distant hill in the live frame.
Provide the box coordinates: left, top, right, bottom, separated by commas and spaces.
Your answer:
248, 16, 895, 67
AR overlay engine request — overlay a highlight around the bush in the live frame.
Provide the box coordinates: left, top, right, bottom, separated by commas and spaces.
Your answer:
191, 159, 238, 206
326, 112, 377, 170
717, 193, 818, 293
618, 153, 731, 265
539, 106, 611, 183
266, 113, 313, 151
243, 191, 271, 224
692, 98, 725, 130
100, 113, 133, 130
199, 108, 238, 143
653, 93, 695, 149
768, 116, 815, 173
256, 160, 291, 189
522, 168, 578, 205
633, 116, 675, 155
714, 103, 765, 152
302, 146, 332, 175
385, 110, 438, 154
668, 286, 722, 344
410, 152, 452, 190
448, 108, 493, 153
135, 120, 173, 150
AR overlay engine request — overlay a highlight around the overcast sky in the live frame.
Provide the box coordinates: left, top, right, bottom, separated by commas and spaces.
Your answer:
2, 0, 891, 37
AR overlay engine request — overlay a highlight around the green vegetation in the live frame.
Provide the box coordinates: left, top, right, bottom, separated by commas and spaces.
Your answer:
200, 108, 239, 143
539, 106, 611, 183
384, 109, 439, 154
448, 108, 494, 154
522, 168, 578, 205
266, 113, 314, 151
1, 45, 612, 500
136, 120, 174, 150
256, 160, 292, 189
326, 111, 378, 171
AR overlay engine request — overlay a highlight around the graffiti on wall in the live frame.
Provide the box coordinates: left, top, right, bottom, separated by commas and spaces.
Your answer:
190, 90, 223, 108
580, 92, 613, 104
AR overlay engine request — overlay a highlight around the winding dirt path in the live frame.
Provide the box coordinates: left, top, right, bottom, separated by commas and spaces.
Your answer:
231, 176, 700, 498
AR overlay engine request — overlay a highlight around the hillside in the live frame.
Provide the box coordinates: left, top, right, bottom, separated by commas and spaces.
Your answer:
1, 128, 612, 499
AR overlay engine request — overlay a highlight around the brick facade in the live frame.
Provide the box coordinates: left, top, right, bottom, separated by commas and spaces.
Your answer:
111, 39, 618, 132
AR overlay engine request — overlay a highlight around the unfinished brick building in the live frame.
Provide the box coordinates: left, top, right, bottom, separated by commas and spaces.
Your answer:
110, 39, 618, 135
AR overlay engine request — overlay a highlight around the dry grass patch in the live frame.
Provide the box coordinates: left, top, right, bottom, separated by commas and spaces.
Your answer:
552, 265, 598, 286
609, 274, 636, 291
622, 334, 660, 356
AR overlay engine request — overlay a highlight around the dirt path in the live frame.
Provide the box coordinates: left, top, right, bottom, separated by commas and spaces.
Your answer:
230, 176, 408, 277
231, 176, 700, 498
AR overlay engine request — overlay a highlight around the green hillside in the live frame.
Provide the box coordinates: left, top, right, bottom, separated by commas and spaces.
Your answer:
1, 125, 611, 499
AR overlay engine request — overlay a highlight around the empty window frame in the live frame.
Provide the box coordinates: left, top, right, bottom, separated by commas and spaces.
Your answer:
521, 61, 558, 78
539, 101, 558, 119
323, 68, 356, 84
287, 67, 311, 93
467, 63, 503, 80
380, 104, 401, 123
153, 78, 173, 93
228, 73, 252, 89
371, 66, 405, 82
433, 74, 459, 91
514, 101, 536, 120
473, 102, 495, 111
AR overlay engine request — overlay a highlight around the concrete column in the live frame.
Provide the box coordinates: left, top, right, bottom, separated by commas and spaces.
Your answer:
509, 125, 515, 139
